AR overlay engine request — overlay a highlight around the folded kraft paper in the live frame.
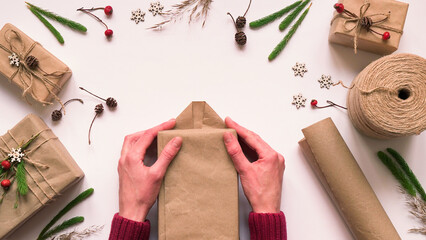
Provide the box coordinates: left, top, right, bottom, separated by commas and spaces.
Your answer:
158, 101, 239, 240
299, 118, 400, 240
0, 114, 84, 239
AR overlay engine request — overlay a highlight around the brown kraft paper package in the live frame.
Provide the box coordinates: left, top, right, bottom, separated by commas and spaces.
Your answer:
298, 118, 400, 240
158, 101, 239, 240
0, 114, 84, 240
329, 0, 408, 55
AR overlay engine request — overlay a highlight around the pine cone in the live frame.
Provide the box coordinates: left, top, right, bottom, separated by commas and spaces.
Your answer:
25, 55, 39, 70
235, 32, 247, 45
236, 16, 246, 28
106, 97, 118, 108
51, 110, 63, 121
95, 104, 104, 114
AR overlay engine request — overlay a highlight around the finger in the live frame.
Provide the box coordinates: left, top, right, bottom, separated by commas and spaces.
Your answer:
132, 119, 176, 159
223, 132, 249, 173
120, 131, 145, 156
225, 117, 272, 155
152, 137, 183, 175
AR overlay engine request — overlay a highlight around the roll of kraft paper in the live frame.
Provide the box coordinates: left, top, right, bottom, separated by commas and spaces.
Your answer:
347, 53, 426, 139
299, 118, 400, 240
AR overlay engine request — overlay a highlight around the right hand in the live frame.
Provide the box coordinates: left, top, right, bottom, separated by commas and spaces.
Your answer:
223, 117, 285, 213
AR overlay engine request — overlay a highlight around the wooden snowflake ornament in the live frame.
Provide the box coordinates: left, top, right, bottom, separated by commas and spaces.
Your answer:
318, 74, 333, 89
292, 62, 307, 77
131, 9, 146, 24
8, 53, 20, 67
292, 93, 307, 109
149, 2, 164, 16
8, 148, 25, 163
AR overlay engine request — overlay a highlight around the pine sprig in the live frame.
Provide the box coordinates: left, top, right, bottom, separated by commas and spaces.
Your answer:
16, 162, 28, 196
26, 2, 87, 32
40, 217, 84, 240
377, 151, 416, 196
38, 188, 94, 239
278, 0, 311, 31
28, 6, 64, 44
249, 0, 302, 29
387, 148, 426, 201
268, 3, 312, 61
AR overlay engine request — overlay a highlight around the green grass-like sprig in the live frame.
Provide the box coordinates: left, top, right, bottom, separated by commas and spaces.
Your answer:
249, 0, 302, 29
26, 2, 87, 32
16, 162, 28, 196
268, 3, 311, 61
377, 151, 416, 196
278, 0, 311, 31
40, 216, 84, 240
28, 6, 64, 44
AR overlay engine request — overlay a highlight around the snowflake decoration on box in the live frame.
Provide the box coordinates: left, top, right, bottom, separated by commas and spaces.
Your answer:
8, 53, 20, 67
292, 93, 307, 109
149, 2, 164, 16
318, 74, 333, 89
131, 9, 146, 24
292, 62, 307, 77
8, 148, 25, 163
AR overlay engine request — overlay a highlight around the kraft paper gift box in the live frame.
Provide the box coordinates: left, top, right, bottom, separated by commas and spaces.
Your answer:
0, 23, 72, 105
158, 101, 239, 240
0, 114, 84, 239
329, 0, 409, 55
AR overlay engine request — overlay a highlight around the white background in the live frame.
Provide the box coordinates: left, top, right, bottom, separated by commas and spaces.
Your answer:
0, 0, 425, 239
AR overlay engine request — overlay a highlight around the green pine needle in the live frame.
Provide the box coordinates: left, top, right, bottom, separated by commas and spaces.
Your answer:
21, 133, 40, 151
26, 2, 87, 32
377, 151, 416, 196
386, 148, 426, 201
28, 6, 64, 44
249, 0, 302, 29
278, 0, 311, 31
38, 188, 94, 239
40, 216, 84, 240
16, 162, 28, 196
268, 3, 311, 61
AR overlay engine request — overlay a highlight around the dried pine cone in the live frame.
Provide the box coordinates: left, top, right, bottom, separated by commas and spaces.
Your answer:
106, 97, 118, 108
235, 32, 247, 45
95, 104, 104, 114
51, 110, 63, 121
25, 55, 39, 70
236, 16, 246, 28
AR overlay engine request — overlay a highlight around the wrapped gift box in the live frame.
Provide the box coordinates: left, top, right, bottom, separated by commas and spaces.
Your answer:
0, 114, 84, 239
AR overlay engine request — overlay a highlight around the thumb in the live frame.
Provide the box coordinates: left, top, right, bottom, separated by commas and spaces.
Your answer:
153, 137, 182, 175
223, 132, 249, 173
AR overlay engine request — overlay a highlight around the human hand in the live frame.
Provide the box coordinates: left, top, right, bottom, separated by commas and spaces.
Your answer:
118, 119, 182, 222
223, 117, 285, 213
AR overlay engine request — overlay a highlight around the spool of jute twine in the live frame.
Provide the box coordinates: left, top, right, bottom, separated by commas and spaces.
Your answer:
347, 53, 426, 139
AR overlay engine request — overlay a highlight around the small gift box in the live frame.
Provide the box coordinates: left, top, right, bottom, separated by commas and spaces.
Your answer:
0, 23, 72, 105
329, 0, 409, 55
0, 114, 84, 239
158, 102, 239, 240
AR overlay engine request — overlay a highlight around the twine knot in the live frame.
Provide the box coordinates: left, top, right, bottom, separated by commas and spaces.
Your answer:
360, 16, 373, 30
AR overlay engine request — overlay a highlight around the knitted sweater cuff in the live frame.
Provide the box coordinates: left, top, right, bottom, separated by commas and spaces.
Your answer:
108, 213, 151, 240
249, 211, 287, 240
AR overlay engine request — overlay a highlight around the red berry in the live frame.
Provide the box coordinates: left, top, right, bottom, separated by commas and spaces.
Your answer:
311, 99, 318, 106
104, 6, 113, 16
1, 160, 11, 170
105, 29, 113, 37
382, 32, 390, 40
1, 179, 11, 188
334, 3, 344, 13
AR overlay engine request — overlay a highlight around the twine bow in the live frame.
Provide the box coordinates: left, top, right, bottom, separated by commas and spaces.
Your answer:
0, 29, 68, 108
331, 1, 403, 53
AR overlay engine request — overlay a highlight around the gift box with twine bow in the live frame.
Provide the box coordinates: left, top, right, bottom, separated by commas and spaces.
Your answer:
329, 0, 409, 55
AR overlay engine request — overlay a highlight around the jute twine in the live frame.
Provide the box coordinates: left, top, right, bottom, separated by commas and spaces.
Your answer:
347, 53, 426, 139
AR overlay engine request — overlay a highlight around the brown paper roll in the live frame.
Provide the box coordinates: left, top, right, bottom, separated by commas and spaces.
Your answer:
299, 118, 400, 240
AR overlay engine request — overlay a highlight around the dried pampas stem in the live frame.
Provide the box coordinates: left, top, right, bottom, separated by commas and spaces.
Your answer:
401, 187, 426, 235
52, 225, 104, 240
149, 0, 213, 29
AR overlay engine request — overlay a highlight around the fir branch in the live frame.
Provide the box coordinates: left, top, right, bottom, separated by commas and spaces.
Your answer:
387, 148, 426, 201
249, 0, 302, 29
26, 2, 87, 32
377, 151, 416, 196
28, 7, 64, 44
40, 217, 84, 240
38, 188, 94, 239
268, 3, 312, 61
16, 162, 28, 196
51, 225, 104, 240
278, 0, 311, 31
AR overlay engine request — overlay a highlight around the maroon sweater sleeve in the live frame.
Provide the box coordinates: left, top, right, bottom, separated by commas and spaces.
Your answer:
249, 211, 287, 240
108, 213, 150, 240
